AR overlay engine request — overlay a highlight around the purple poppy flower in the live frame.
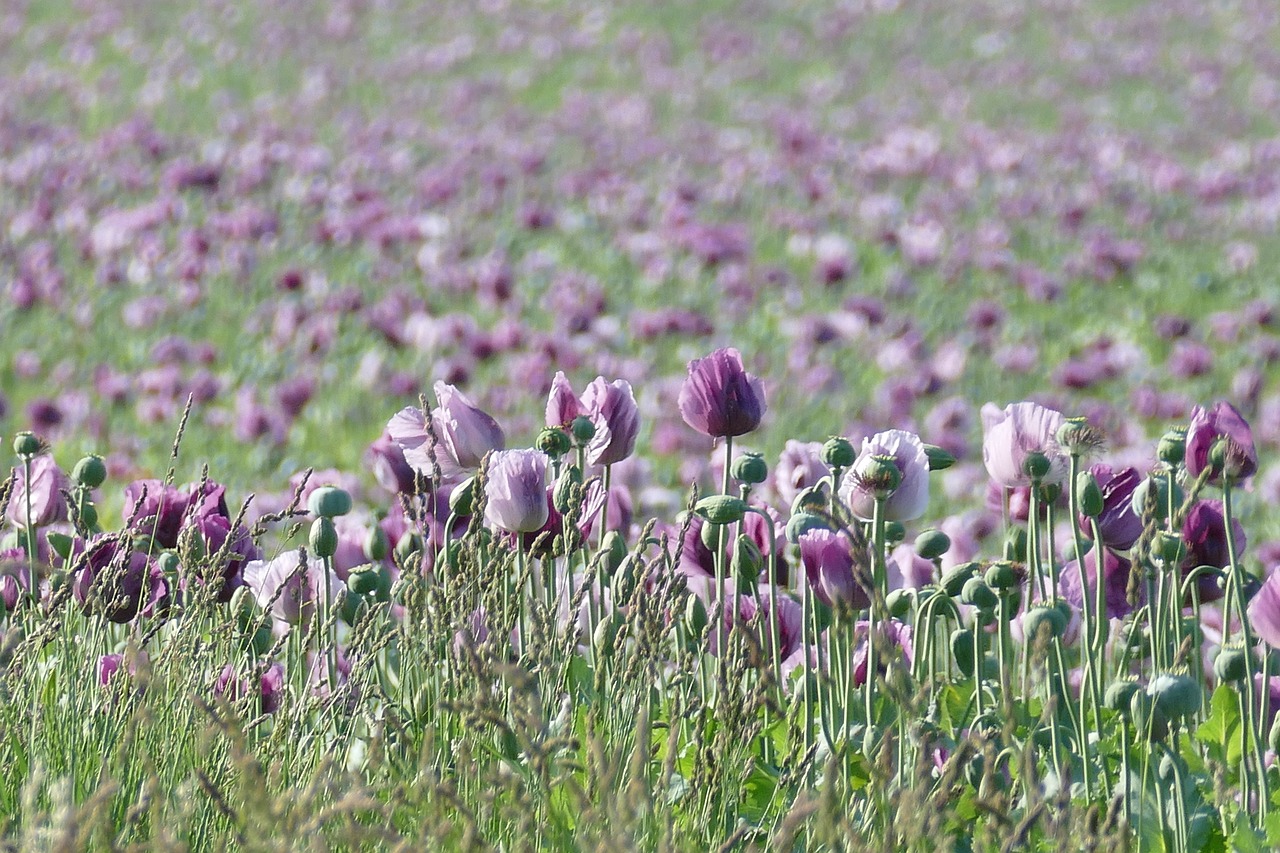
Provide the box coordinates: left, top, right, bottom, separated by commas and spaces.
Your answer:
773, 440, 830, 509
981, 401, 1068, 488
182, 514, 260, 603
123, 479, 190, 549
242, 552, 340, 626
838, 429, 930, 522
215, 662, 287, 714
678, 508, 788, 586
365, 431, 418, 494
1058, 547, 1141, 619
1186, 401, 1258, 483
1081, 464, 1143, 550
581, 377, 640, 467
0, 574, 20, 611
798, 528, 870, 610
484, 450, 550, 534
73, 536, 167, 623
6, 455, 70, 529
1181, 500, 1247, 603
545, 371, 581, 428
98, 650, 149, 687
387, 381, 505, 478
1249, 570, 1280, 649
852, 619, 914, 687
678, 347, 766, 438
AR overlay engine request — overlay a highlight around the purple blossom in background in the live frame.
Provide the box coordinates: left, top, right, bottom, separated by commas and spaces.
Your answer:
1185, 401, 1258, 483
366, 432, 417, 494
581, 377, 641, 467
387, 381, 505, 478
798, 528, 869, 610
484, 450, 550, 534
73, 537, 167, 624
1058, 547, 1141, 619
1181, 499, 1247, 603
242, 552, 340, 626
981, 401, 1068, 488
1081, 464, 1143, 550
772, 440, 829, 509
1249, 570, 1280, 649
678, 347, 766, 439
544, 371, 581, 428
6, 455, 70, 529
838, 429, 930, 522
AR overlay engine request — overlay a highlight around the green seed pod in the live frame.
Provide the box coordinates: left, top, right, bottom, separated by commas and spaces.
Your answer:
347, 563, 382, 596
309, 517, 338, 559
1076, 471, 1103, 517
942, 562, 980, 597
684, 595, 709, 636
1157, 427, 1187, 467
731, 535, 763, 588
885, 588, 912, 619
599, 530, 627, 578
156, 551, 181, 579
1129, 690, 1169, 742
570, 415, 596, 444
984, 561, 1019, 591
1155, 531, 1185, 566
821, 437, 856, 469
1023, 605, 1066, 642
883, 521, 907, 545
1003, 527, 1027, 563
535, 427, 571, 458
1100, 676, 1141, 712
1148, 672, 1201, 719
922, 444, 956, 471
694, 495, 748, 525
339, 589, 366, 626
786, 511, 829, 543
1022, 451, 1051, 480
553, 466, 583, 515
960, 576, 998, 610
951, 628, 975, 676
395, 531, 423, 565
730, 452, 768, 485
449, 475, 477, 516
1213, 645, 1250, 683
12, 432, 41, 458
71, 454, 107, 489
307, 486, 352, 519
914, 529, 950, 560
1129, 476, 1183, 524
77, 502, 99, 530
363, 526, 390, 563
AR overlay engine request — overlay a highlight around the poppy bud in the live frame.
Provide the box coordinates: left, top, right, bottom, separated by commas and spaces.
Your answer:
1104, 678, 1140, 714
884, 521, 906, 544
347, 563, 382, 596
1129, 690, 1168, 741
1076, 472, 1103, 517
943, 561, 979, 596
310, 517, 338, 558
694, 495, 748, 525
1155, 531, 1185, 565
951, 628, 975, 675
922, 444, 956, 471
1269, 714, 1280, 756
599, 530, 627, 578
1213, 645, 1250, 683
364, 527, 390, 562
570, 415, 596, 444
593, 612, 625, 658
732, 535, 763, 588
731, 452, 768, 485
914, 529, 950, 560
685, 595, 709, 636
790, 485, 827, 516
536, 427, 571, 458
1003, 527, 1027, 563
961, 576, 998, 610
886, 588, 911, 618
395, 531, 422, 565
449, 476, 477, 516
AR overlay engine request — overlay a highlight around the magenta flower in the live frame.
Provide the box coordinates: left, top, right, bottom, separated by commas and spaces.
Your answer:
387, 381, 505, 478
73, 537, 168, 623
544, 371, 581, 428
1058, 547, 1141, 619
798, 528, 870, 610
678, 347, 766, 438
581, 377, 640, 467
852, 619, 914, 687
6, 455, 70, 529
838, 429, 930, 522
242, 552, 340, 626
1186, 401, 1258, 483
366, 432, 417, 494
1249, 570, 1280, 649
1080, 464, 1143, 550
981, 401, 1068, 488
123, 479, 192, 549
484, 450, 550, 534
215, 662, 287, 714
1181, 500, 1246, 603
773, 440, 830, 509
182, 514, 260, 603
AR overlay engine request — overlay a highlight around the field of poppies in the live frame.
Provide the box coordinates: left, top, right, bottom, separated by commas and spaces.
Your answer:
4, 0, 1280, 849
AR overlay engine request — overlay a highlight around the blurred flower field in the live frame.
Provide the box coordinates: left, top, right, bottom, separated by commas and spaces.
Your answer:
3, 0, 1280, 849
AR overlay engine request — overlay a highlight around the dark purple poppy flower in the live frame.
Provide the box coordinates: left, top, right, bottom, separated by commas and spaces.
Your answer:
73, 536, 167, 623
183, 514, 260, 603
366, 432, 417, 494
215, 662, 287, 714
852, 619, 914, 687
1181, 500, 1247, 603
581, 377, 640, 467
678, 347, 766, 438
123, 480, 190, 549
1081, 464, 1143, 550
7, 455, 70, 529
1186, 401, 1258, 483
798, 528, 870, 610
1059, 547, 1141, 619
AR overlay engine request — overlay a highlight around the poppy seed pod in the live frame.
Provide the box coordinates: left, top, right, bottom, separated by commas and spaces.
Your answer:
536, 427, 571, 458
1148, 672, 1200, 719
1022, 451, 1051, 481
1022, 605, 1067, 641
1104, 679, 1140, 714
981, 401, 1067, 488
951, 628, 975, 676
570, 415, 597, 445
1076, 472, 1103, 518
12, 432, 42, 458
914, 529, 950, 560
1158, 427, 1187, 467
1056, 416, 1104, 456
72, 455, 108, 489
1213, 645, 1250, 683
790, 485, 827, 516
820, 437, 855, 469
943, 562, 979, 596
731, 452, 768, 485
961, 576, 998, 610
347, 563, 382, 596
308, 486, 352, 519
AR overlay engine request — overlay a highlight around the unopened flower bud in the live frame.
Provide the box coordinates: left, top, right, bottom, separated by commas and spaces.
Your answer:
886, 588, 911, 618
694, 495, 748, 525
961, 576, 998, 610
599, 530, 627, 578
77, 503, 99, 530
942, 562, 979, 596
1076, 472, 1103, 517
594, 612, 625, 658
1003, 527, 1027, 563
310, 517, 338, 558
1023, 605, 1066, 641
536, 427, 572, 458
395, 531, 423, 565
347, 563, 381, 596
364, 527, 390, 562
1155, 531, 1185, 566
790, 485, 827, 515
951, 628, 975, 676
449, 475, 477, 516
308, 486, 352, 519
922, 444, 956, 471
1129, 690, 1169, 742
553, 466, 582, 514
730, 452, 768, 485
1269, 713, 1280, 756
731, 535, 763, 588
1129, 476, 1182, 523
820, 437, 856, 469
883, 521, 906, 545
914, 529, 950, 560
72, 455, 107, 489
685, 595, 709, 636
339, 589, 366, 626
570, 415, 596, 444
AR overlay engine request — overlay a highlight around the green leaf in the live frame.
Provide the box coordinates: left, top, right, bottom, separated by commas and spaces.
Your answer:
1196, 685, 1241, 767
